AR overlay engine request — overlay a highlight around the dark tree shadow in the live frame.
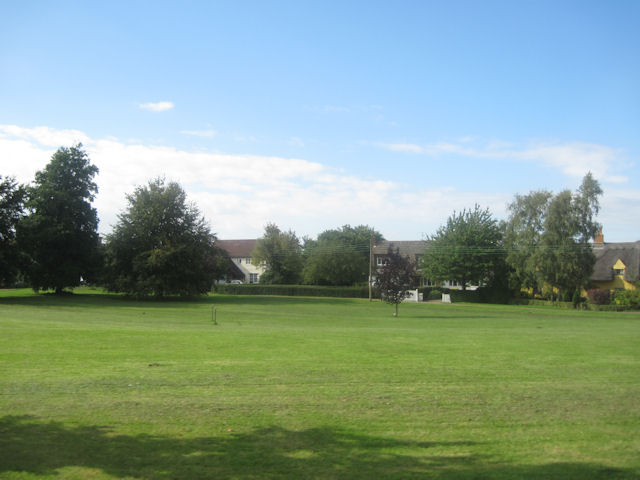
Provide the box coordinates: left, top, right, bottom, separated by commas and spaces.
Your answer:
1, 416, 637, 479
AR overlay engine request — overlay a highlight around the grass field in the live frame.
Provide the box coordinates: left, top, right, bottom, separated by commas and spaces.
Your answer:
1, 289, 639, 479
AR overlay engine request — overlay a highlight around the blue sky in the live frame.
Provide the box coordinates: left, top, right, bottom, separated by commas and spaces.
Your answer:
1, 1, 638, 241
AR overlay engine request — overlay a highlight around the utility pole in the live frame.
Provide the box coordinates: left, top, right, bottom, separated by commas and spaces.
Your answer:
369, 234, 374, 301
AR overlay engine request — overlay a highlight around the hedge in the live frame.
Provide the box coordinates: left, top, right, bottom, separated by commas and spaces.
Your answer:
213, 284, 377, 299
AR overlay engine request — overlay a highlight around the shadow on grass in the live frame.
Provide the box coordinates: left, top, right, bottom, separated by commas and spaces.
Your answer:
1, 416, 636, 479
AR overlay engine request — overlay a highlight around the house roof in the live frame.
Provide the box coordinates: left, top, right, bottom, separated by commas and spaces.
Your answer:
217, 239, 257, 257
591, 241, 640, 283
372, 240, 429, 258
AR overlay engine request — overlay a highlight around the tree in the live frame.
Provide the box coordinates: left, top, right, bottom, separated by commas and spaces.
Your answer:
504, 173, 603, 300
376, 245, 416, 316
252, 223, 303, 284
534, 174, 602, 300
303, 225, 383, 286
504, 190, 553, 293
421, 205, 504, 290
0, 176, 27, 286
18, 144, 101, 293
104, 178, 223, 297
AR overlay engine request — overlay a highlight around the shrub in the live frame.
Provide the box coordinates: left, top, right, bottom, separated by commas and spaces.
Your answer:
612, 289, 640, 309
586, 288, 611, 305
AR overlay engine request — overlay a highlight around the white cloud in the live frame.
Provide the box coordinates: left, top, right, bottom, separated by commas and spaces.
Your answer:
138, 101, 174, 112
2, 125, 637, 241
0, 124, 91, 147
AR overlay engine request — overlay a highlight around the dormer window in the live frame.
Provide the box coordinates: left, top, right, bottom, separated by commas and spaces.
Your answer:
614, 268, 625, 276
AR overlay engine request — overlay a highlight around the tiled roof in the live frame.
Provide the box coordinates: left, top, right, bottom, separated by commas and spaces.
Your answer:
591, 241, 640, 282
217, 239, 257, 257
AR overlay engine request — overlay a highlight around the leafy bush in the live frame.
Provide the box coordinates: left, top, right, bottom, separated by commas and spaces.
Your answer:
586, 289, 611, 305
612, 289, 640, 309
426, 289, 442, 301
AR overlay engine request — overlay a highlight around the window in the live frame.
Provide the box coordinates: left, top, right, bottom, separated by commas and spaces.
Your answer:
246, 257, 251, 264
249, 273, 259, 283
376, 256, 387, 266
236, 258, 242, 264
614, 268, 625, 275
424, 278, 436, 287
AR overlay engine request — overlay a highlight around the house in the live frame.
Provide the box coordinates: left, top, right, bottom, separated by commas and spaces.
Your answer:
590, 232, 640, 291
372, 240, 480, 290
372, 240, 440, 288
217, 239, 265, 284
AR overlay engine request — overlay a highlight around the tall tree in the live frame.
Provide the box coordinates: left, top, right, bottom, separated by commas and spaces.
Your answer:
0, 176, 27, 286
504, 190, 553, 293
18, 145, 101, 293
104, 178, 223, 297
535, 174, 602, 300
303, 225, 383, 286
505, 173, 603, 300
421, 205, 504, 290
252, 223, 303, 284
376, 245, 416, 316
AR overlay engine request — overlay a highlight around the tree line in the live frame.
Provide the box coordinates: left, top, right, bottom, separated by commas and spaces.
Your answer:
1, 144, 603, 300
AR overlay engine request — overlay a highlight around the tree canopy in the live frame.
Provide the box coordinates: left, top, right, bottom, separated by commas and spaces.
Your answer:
18, 144, 101, 293
252, 223, 303, 284
303, 225, 382, 286
504, 172, 603, 300
0, 176, 27, 286
375, 245, 416, 316
104, 178, 223, 297
421, 205, 504, 290
504, 190, 553, 293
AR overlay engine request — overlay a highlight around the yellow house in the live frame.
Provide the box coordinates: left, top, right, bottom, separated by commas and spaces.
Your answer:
590, 236, 640, 291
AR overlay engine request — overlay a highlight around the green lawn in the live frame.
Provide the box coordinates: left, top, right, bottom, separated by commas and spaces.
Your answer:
1, 289, 639, 479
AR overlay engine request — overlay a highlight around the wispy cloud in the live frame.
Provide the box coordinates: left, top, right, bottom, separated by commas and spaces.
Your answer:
377, 139, 628, 183
180, 129, 217, 137
139, 101, 174, 112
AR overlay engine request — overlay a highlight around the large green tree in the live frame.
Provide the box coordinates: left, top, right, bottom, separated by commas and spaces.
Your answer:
104, 178, 223, 297
0, 176, 27, 286
421, 205, 504, 290
534, 173, 603, 300
18, 145, 101, 293
505, 173, 603, 300
252, 223, 303, 284
303, 225, 383, 286
376, 245, 416, 316
504, 190, 553, 293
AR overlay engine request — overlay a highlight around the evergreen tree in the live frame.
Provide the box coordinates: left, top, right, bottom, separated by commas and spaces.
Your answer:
0, 176, 27, 286
18, 145, 101, 293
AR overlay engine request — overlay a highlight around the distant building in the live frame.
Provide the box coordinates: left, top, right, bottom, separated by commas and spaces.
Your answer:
217, 239, 265, 284
591, 232, 640, 291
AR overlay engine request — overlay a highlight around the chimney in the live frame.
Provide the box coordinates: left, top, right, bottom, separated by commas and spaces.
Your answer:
594, 229, 604, 247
